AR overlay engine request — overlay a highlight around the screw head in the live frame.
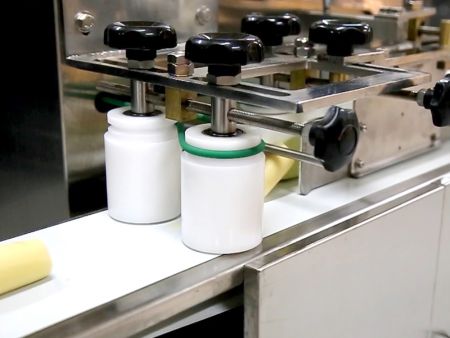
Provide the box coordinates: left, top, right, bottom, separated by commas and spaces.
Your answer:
355, 159, 365, 168
74, 11, 95, 35
195, 6, 212, 26
404, 0, 423, 11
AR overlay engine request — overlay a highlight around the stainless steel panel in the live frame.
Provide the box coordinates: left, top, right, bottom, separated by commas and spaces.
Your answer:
61, 0, 218, 56
432, 176, 450, 335
245, 188, 445, 338
351, 59, 447, 177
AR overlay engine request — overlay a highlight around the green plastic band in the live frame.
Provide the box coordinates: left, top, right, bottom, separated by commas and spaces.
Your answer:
196, 113, 211, 123
175, 122, 265, 159
103, 97, 130, 107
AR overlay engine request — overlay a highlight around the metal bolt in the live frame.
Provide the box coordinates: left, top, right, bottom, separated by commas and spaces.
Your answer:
195, 6, 212, 26
294, 37, 315, 58
403, 0, 423, 11
167, 52, 194, 77
74, 11, 95, 35
355, 159, 365, 169
295, 37, 310, 47
359, 123, 368, 132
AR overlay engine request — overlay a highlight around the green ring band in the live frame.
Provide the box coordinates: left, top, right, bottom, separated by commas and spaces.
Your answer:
175, 122, 266, 159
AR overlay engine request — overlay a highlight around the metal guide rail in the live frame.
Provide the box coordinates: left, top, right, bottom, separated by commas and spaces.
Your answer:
66, 51, 430, 114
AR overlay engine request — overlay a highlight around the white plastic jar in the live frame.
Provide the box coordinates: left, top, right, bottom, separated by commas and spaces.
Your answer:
181, 124, 265, 254
104, 107, 180, 224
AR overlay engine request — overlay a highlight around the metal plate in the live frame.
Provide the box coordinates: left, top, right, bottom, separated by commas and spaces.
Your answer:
351, 56, 447, 177
432, 176, 450, 335
60, 0, 218, 56
245, 186, 445, 338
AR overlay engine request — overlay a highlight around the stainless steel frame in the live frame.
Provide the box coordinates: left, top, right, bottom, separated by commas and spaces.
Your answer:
66, 52, 430, 114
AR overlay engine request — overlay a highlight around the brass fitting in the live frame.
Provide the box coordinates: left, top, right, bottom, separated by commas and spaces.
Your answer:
440, 19, 450, 50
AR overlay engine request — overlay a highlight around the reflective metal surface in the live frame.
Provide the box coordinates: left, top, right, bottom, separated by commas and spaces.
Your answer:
245, 186, 445, 338
131, 80, 147, 114
351, 51, 449, 177
60, 0, 218, 55
66, 52, 431, 114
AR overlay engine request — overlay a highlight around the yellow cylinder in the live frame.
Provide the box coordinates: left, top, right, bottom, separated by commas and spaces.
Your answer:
0, 239, 52, 295
440, 19, 450, 50
264, 144, 296, 196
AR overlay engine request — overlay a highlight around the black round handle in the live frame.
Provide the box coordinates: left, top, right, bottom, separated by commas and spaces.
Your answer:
423, 74, 450, 127
241, 13, 301, 46
104, 21, 177, 60
308, 19, 373, 57
309, 106, 360, 172
185, 33, 264, 77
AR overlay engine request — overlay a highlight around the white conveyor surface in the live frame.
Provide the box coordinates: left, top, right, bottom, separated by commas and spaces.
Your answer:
1, 142, 450, 337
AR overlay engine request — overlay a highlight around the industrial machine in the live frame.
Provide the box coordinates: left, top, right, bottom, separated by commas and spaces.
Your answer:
0, 0, 449, 337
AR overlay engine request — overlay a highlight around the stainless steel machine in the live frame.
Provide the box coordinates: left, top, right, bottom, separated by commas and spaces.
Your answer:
0, 0, 449, 337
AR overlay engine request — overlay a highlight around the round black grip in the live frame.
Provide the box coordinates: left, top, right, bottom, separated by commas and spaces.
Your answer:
104, 21, 177, 60
309, 106, 360, 172
185, 33, 264, 77
241, 13, 301, 46
423, 74, 450, 127
308, 19, 373, 57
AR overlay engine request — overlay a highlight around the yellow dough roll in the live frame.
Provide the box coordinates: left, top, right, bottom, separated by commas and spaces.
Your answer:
0, 239, 52, 295
264, 143, 296, 196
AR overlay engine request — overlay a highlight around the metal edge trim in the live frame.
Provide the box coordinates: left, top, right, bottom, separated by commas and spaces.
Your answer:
246, 183, 443, 272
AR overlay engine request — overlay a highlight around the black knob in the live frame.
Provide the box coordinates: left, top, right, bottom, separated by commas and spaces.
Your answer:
309, 19, 373, 57
241, 13, 301, 46
104, 21, 177, 61
185, 33, 264, 81
423, 74, 450, 127
309, 106, 360, 172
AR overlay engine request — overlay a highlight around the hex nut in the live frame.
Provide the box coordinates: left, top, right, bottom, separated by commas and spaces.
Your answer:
295, 46, 314, 58
168, 62, 194, 77
206, 73, 241, 86
167, 52, 189, 65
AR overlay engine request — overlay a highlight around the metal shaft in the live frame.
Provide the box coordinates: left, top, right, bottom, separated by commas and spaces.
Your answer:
418, 26, 440, 36
384, 89, 428, 106
265, 144, 323, 167
186, 100, 305, 136
211, 97, 236, 134
323, 0, 331, 14
131, 80, 147, 114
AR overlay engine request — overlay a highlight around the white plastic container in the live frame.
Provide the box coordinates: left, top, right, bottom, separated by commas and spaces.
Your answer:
104, 107, 180, 224
181, 124, 265, 254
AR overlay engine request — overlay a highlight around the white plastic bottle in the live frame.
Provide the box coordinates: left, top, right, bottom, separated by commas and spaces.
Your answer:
181, 124, 265, 254
104, 107, 180, 224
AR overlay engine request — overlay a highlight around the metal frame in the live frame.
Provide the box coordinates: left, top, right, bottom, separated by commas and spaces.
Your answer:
66, 52, 430, 114
31, 163, 450, 338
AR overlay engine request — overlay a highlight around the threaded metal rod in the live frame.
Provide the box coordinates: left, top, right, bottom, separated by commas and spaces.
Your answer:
185, 100, 305, 136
